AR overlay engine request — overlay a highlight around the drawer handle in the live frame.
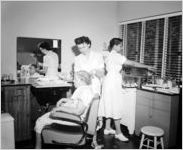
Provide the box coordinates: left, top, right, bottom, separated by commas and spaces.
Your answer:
15, 89, 25, 95
16, 88, 24, 91
14, 94, 24, 97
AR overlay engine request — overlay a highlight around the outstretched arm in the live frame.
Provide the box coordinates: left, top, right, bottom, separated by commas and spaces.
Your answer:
124, 59, 155, 72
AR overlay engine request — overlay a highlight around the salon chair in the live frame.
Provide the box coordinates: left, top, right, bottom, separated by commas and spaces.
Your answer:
41, 96, 100, 148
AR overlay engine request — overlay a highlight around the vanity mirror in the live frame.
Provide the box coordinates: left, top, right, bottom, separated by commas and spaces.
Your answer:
17, 37, 61, 70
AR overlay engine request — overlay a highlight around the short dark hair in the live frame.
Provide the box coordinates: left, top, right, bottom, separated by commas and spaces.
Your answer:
37, 41, 51, 50
108, 38, 123, 52
74, 36, 91, 48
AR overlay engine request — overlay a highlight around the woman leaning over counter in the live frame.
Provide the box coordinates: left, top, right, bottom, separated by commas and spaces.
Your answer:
98, 38, 155, 142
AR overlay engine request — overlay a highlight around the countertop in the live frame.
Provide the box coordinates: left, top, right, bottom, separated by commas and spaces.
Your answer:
1, 80, 31, 86
1, 81, 181, 96
140, 85, 180, 96
1, 79, 72, 88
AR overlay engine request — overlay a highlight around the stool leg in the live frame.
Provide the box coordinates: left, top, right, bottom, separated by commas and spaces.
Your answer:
139, 134, 145, 149
147, 139, 150, 149
160, 137, 164, 149
154, 136, 157, 149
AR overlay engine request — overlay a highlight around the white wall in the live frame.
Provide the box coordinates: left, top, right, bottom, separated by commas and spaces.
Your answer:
1, 1, 118, 78
117, 1, 182, 23
1, 1, 182, 79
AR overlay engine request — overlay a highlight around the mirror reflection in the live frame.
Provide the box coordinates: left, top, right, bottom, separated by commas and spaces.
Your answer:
17, 37, 61, 76
17, 37, 61, 66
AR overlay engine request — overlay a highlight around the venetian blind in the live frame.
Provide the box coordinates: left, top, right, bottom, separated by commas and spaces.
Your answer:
126, 22, 142, 62
120, 13, 182, 81
166, 15, 182, 80
144, 18, 164, 77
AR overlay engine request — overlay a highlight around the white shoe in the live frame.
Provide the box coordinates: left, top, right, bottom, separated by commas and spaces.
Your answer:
104, 128, 116, 135
115, 133, 129, 142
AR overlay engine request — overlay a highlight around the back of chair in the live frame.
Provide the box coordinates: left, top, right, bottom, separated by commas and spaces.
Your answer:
85, 96, 100, 135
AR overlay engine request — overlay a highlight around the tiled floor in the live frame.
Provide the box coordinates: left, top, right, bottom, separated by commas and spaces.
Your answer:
97, 127, 140, 149
15, 118, 182, 149
15, 124, 140, 149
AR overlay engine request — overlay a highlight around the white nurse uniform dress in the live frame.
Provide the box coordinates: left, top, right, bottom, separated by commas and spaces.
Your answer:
99, 50, 127, 119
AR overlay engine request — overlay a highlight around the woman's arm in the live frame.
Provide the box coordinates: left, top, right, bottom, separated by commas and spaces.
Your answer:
90, 68, 105, 79
124, 59, 155, 71
56, 98, 71, 107
52, 99, 86, 116
36, 66, 48, 75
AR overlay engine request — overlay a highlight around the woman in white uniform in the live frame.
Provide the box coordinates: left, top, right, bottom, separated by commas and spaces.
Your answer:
74, 36, 105, 148
38, 41, 59, 79
74, 36, 105, 97
99, 38, 155, 141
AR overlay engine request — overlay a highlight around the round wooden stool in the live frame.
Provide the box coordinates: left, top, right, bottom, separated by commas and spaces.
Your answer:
139, 126, 164, 149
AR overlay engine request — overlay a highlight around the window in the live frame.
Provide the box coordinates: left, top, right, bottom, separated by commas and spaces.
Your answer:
166, 15, 182, 80
144, 18, 164, 77
126, 22, 142, 62
120, 12, 182, 81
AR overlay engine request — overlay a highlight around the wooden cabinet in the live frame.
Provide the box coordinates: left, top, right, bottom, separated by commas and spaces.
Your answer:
135, 89, 179, 148
1, 85, 31, 141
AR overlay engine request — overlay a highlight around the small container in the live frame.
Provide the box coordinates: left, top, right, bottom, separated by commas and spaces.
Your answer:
20, 77, 26, 83
9, 74, 13, 81
159, 79, 164, 86
167, 80, 172, 88
25, 77, 29, 83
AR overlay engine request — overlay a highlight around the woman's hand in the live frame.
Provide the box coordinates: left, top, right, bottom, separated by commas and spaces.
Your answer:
90, 69, 105, 79
147, 65, 156, 72
51, 107, 61, 114
56, 98, 69, 107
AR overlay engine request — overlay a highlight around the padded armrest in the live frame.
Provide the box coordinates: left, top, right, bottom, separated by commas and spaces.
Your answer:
49, 111, 85, 125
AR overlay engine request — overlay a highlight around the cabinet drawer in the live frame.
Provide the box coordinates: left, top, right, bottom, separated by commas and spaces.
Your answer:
4, 86, 27, 97
14, 88, 26, 96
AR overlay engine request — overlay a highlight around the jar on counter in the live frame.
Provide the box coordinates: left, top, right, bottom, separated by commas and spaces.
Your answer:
167, 80, 172, 88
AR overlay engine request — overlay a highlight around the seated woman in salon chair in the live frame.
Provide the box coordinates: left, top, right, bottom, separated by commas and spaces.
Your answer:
34, 71, 95, 149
